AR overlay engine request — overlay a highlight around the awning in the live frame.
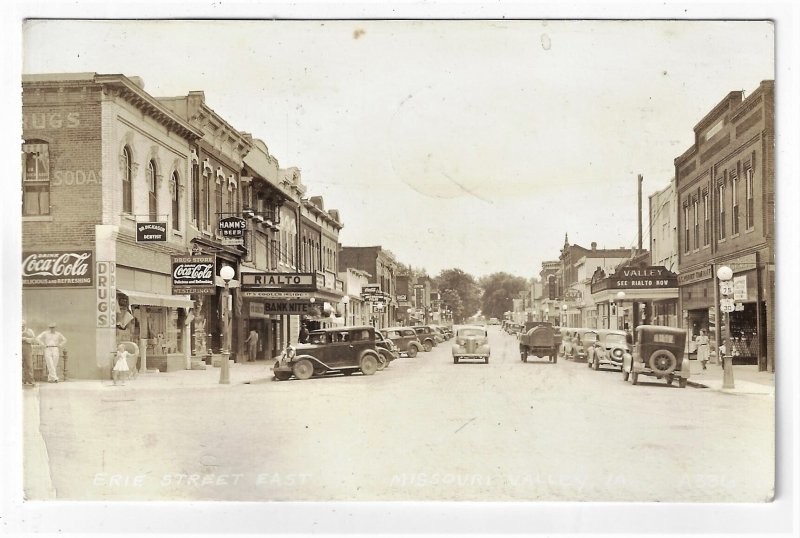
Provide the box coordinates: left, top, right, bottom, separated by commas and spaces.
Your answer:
118, 289, 194, 309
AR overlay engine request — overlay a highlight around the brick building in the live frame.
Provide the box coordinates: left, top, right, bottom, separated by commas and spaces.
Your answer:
675, 80, 775, 371
338, 246, 398, 328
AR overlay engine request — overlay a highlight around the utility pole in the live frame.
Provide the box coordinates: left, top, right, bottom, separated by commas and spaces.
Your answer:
637, 174, 643, 252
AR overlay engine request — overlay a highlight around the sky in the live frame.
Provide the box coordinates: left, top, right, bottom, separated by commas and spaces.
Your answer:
19, 18, 776, 279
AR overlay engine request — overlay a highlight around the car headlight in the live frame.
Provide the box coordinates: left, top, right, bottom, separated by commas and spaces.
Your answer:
613, 349, 623, 357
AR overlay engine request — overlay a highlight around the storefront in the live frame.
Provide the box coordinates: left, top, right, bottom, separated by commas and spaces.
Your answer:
590, 265, 679, 342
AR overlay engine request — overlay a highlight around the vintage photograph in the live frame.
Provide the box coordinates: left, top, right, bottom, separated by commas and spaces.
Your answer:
14, 15, 783, 518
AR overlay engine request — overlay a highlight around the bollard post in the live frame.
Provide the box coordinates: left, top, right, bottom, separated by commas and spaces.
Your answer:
61, 348, 68, 380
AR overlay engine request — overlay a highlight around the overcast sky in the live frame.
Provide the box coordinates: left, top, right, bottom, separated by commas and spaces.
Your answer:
21, 19, 775, 279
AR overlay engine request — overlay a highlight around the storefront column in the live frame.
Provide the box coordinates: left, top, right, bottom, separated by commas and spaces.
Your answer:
95, 225, 119, 379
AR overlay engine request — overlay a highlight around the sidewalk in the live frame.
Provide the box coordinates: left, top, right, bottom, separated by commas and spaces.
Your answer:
687, 359, 774, 395
23, 386, 57, 500
42, 359, 278, 392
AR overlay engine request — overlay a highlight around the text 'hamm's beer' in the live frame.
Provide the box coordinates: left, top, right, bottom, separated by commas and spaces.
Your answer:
22, 250, 94, 287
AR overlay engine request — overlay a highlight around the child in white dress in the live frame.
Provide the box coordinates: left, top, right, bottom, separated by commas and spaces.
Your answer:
113, 344, 131, 385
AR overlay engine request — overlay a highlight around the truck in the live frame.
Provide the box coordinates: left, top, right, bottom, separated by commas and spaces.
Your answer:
518, 321, 559, 363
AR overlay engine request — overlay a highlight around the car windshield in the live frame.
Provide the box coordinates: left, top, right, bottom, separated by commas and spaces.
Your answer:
606, 334, 627, 344
458, 328, 485, 338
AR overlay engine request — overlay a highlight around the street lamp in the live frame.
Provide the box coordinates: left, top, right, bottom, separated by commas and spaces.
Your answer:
717, 265, 735, 389
219, 264, 235, 385
545, 308, 550, 324
616, 291, 626, 331
561, 303, 568, 327
341, 295, 350, 326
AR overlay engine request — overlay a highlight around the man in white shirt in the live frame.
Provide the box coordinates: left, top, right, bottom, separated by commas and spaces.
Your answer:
37, 323, 67, 383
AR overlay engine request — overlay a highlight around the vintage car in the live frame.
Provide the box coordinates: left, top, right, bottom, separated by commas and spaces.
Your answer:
622, 325, 690, 388
566, 328, 598, 361
272, 326, 382, 380
380, 327, 423, 357
374, 330, 399, 369
412, 325, 439, 352
452, 325, 490, 364
431, 325, 452, 341
558, 327, 576, 357
507, 323, 523, 336
587, 329, 631, 371
519, 322, 558, 363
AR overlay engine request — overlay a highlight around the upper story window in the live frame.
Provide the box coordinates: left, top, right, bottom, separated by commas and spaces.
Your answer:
702, 191, 710, 246
745, 168, 755, 229
22, 142, 51, 216
718, 182, 727, 241
191, 162, 200, 225
147, 160, 158, 221
732, 172, 740, 235
683, 203, 690, 253
692, 198, 699, 249
171, 171, 180, 231
203, 175, 211, 229
122, 146, 133, 214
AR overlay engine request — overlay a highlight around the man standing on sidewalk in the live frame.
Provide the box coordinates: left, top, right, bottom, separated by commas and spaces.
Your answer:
22, 320, 36, 386
244, 328, 259, 362
37, 323, 67, 383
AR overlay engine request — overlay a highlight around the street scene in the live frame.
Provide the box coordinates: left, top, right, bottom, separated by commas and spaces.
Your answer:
27, 326, 774, 502
14, 17, 784, 527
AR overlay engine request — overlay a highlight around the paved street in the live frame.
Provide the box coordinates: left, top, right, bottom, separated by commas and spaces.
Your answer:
29, 326, 773, 502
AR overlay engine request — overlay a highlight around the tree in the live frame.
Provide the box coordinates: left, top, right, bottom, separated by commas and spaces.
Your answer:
434, 268, 481, 323
479, 272, 529, 320
440, 288, 464, 323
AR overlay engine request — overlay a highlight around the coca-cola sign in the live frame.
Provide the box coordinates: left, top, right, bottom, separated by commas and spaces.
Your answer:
171, 255, 215, 295
22, 250, 94, 287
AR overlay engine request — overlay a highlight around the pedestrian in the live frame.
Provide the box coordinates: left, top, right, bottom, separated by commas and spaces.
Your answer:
299, 323, 310, 344
21, 320, 37, 387
696, 329, 710, 370
244, 328, 259, 361
112, 344, 130, 386
37, 322, 67, 383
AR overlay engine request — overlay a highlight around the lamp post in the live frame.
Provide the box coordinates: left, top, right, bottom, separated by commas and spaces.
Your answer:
219, 264, 235, 384
342, 295, 350, 326
717, 265, 735, 389
545, 308, 550, 324
561, 303, 568, 327
616, 291, 626, 331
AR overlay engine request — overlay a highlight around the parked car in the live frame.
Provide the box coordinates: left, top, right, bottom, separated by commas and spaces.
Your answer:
380, 327, 423, 358
452, 325, 490, 364
558, 327, 576, 357
488, 317, 500, 325
374, 331, 399, 369
587, 329, 631, 371
519, 322, 558, 363
622, 325, 690, 388
507, 323, 523, 336
272, 326, 382, 380
431, 325, 452, 341
412, 325, 439, 352
567, 328, 599, 362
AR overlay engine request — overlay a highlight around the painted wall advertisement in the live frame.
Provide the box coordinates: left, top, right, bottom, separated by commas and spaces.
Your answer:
22, 250, 94, 287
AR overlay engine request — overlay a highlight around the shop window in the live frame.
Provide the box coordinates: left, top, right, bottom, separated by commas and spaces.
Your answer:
745, 168, 754, 229
171, 171, 180, 231
148, 160, 158, 221
22, 142, 50, 216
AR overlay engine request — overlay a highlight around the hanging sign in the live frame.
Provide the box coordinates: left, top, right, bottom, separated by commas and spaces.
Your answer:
136, 222, 167, 242
172, 255, 215, 295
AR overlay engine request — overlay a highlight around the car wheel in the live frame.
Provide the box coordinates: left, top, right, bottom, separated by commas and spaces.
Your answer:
485, 357, 489, 364
630, 371, 639, 385
593, 357, 599, 371
376, 353, 388, 371
679, 377, 687, 388
423, 340, 433, 352
360, 354, 378, 376
453, 357, 459, 364
273, 370, 292, 381
407, 345, 418, 358
292, 359, 314, 380
648, 350, 677, 376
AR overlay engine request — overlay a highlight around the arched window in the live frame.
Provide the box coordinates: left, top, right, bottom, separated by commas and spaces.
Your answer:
122, 146, 133, 214
148, 160, 158, 221
171, 171, 180, 230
